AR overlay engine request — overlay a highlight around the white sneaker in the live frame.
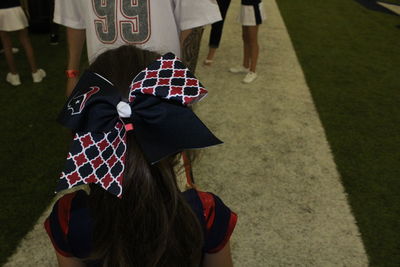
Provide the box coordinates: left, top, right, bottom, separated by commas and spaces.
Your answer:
243, 72, 257, 83
0, 47, 19, 54
229, 66, 249, 73
32, 69, 46, 83
6, 73, 21, 86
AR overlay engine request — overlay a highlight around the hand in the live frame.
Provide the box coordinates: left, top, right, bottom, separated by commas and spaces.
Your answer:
66, 77, 79, 97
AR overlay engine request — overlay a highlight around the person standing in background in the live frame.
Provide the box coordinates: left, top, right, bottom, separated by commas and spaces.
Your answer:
230, 0, 266, 83
54, 0, 221, 97
0, 0, 46, 86
203, 0, 231, 66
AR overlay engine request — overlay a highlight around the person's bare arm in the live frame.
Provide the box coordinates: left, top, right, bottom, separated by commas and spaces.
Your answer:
66, 27, 85, 97
180, 27, 204, 73
55, 251, 86, 267
180, 29, 192, 46
203, 241, 234, 267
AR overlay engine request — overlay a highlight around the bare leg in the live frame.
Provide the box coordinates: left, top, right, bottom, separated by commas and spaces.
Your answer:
18, 28, 38, 73
205, 47, 217, 64
242, 26, 251, 69
247, 25, 259, 72
0, 31, 18, 74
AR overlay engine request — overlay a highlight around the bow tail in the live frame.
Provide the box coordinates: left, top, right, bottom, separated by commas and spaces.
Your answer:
56, 122, 127, 198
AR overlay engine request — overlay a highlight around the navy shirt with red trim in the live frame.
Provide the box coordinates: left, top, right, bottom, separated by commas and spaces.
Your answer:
44, 189, 237, 263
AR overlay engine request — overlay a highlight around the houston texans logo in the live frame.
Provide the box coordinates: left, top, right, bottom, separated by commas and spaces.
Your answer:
68, 86, 100, 115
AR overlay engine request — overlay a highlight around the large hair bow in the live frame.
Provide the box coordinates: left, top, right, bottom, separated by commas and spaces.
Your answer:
56, 53, 222, 197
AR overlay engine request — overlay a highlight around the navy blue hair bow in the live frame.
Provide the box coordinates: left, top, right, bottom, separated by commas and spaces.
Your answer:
56, 53, 222, 197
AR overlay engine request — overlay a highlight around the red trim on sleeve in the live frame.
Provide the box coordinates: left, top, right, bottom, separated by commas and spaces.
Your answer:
44, 218, 73, 257
207, 211, 238, 254
57, 193, 76, 236
197, 191, 216, 231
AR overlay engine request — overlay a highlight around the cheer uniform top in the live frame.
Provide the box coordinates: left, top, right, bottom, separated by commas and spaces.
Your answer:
44, 189, 237, 266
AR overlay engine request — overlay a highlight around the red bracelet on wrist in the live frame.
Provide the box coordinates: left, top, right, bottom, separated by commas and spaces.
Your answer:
65, 70, 80, 78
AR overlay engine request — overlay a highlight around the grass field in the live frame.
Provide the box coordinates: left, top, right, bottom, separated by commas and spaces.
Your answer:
0, 32, 69, 265
276, 0, 400, 266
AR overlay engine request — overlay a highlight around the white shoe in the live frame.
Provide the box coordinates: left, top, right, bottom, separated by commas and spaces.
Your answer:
203, 59, 213, 66
243, 72, 257, 83
229, 66, 249, 73
0, 47, 19, 54
32, 69, 46, 83
6, 73, 21, 86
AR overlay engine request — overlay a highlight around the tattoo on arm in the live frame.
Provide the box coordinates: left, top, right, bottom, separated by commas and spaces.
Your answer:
181, 27, 204, 74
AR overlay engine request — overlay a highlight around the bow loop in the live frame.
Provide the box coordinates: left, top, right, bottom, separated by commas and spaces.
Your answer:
129, 53, 207, 105
58, 71, 122, 132
130, 95, 166, 122
57, 122, 127, 197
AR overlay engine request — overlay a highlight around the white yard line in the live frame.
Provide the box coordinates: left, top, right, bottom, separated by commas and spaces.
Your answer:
5, 201, 58, 266
194, 0, 369, 266
5, 0, 368, 266
378, 2, 400, 15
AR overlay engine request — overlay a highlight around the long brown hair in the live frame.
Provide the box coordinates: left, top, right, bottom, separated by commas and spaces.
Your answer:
87, 46, 203, 266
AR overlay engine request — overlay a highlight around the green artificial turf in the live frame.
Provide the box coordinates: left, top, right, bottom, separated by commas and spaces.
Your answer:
0, 31, 70, 265
276, 0, 400, 266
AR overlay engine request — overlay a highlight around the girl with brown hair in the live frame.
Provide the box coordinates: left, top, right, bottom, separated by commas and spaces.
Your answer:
44, 45, 237, 267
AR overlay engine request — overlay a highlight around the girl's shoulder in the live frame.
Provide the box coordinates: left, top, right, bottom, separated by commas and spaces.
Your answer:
183, 189, 238, 253
53, 190, 89, 218
44, 190, 92, 258
45, 189, 237, 256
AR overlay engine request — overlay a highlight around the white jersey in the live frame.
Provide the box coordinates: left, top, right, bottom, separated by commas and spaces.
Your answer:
54, 0, 221, 63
